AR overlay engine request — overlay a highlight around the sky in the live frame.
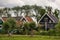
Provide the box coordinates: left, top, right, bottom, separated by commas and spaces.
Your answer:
0, 0, 60, 10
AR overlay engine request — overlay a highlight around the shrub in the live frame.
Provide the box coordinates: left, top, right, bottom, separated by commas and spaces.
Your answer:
3, 18, 17, 34
48, 29, 56, 36
40, 31, 48, 35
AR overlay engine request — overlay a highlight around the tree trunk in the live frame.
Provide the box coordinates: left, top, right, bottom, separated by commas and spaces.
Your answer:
25, 28, 28, 35
8, 31, 12, 36
30, 29, 34, 37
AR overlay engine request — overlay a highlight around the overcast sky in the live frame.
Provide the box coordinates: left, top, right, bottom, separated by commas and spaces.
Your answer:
0, 0, 60, 9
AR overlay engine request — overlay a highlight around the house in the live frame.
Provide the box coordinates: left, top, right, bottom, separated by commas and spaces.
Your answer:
0, 16, 33, 29
38, 13, 58, 30
0, 17, 3, 29
2, 16, 24, 27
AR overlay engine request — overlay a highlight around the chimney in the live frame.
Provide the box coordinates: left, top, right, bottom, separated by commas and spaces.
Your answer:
48, 9, 52, 14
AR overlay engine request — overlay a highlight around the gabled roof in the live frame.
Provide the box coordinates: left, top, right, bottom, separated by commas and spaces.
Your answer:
25, 16, 33, 22
2, 16, 23, 21
2, 16, 24, 26
0, 16, 33, 26
2, 16, 33, 23
2, 17, 8, 21
47, 14, 58, 23
38, 13, 58, 23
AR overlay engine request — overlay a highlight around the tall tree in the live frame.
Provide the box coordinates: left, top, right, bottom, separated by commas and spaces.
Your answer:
12, 6, 22, 17
0, 9, 3, 17
3, 21, 10, 33
53, 9, 60, 18
29, 22, 36, 36
31, 5, 46, 21
3, 8, 11, 17
3, 18, 16, 36
24, 22, 29, 35
22, 5, 32, 16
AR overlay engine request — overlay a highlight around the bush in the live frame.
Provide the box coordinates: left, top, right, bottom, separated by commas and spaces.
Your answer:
40, 29, 60, 36
2, 18, 17, 34
40, 31, 48, 35
48, 29, 56, 36
34, 31, 40, 35
0, 29, 6, 34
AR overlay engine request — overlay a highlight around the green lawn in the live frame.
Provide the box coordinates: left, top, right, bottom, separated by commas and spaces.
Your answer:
0, 35, 60, 40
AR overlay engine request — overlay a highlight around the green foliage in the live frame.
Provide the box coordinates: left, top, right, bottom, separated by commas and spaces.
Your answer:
3, 21, 11, 33
38, 21, 60, 36
53, 9, 59, 18
54, 21, 60, 36
2, 8, 11, 17
22, 5, 31, 10
40, 29, 56, 36
29, 22, 36, 30
55, 22, 60, 31
40, 31, 48, 35
0, 9, 3, 16
12, 6, 22, 17
0, 5, 59, 20
22, 5, 32, 16
23, 22, 30, 35
0, 35, 60, 40
3, 18, 16, 33
7, 18, 16, 29
23, 22, 36, 35
0, 5, 60, 35
24, 22, 29, 29
12, 6, 21, 11
38, 8, 46, 17
40, 29, 60, 36
48, 29, 56, 36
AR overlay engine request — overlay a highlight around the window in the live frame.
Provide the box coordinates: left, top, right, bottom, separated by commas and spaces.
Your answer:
0, 25, 2, 29
44, 17, 48, 22
0, 19, 3, 24
0, 26, 1, 27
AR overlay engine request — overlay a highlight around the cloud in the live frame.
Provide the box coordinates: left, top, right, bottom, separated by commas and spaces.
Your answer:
54, 0, 60, 9
0, 0, 25, 7
21, 0, 60, 9
0, 0, 60, 9
48, 0, 55, 2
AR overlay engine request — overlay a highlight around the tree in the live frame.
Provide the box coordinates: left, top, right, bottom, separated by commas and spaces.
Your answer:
7, 18, 16, 30
31, 5, 46, 21
24, 22, 29, 35
12, 6, 22, 17
3, 18, 16, 36
3, 8, 11, 17
31, 5, 39, 13
37, 8, 46, 21
55, 21, 60, 36
22, 5, 32, 16
38, 8, 46, 16
0, 9, 3, 17
3, 21, 10, 34
55, 22, 60, 31
23, 22, 36, 35
29, 22, 36, 36
53, 9, 60, 19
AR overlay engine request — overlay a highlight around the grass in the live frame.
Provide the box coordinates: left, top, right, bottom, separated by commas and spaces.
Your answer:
0, 35, 60, 40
